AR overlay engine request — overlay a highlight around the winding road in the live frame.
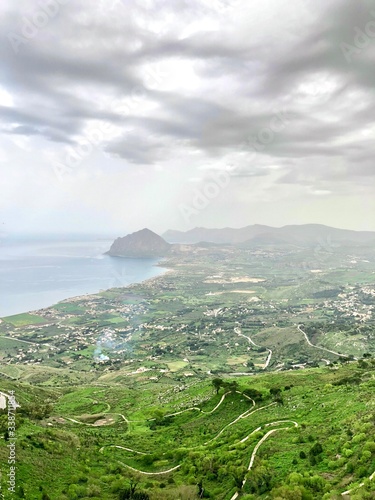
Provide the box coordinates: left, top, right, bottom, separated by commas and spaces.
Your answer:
230, 420, 299, 500
55, 341, 371, 497
297, 324, 348, 358
234, 327, 273, 369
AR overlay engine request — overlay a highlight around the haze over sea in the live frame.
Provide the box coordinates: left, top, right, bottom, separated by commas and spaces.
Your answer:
0, 236, 166, 317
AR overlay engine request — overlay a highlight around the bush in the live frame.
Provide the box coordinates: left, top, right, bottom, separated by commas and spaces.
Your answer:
352, 432, 366, 444
360, 450, 371, 463
309, 442, 323, 456
356, 465, 368, 478
87, 484, 101, 497
363, 441, 375, 453
67, 484, 87, 500
346, 462, 355, 473
119, 488, 150, 500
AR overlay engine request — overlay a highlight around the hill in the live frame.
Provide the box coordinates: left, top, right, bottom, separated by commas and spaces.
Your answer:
1, 362, 375, 499
107, 228, 171, 258
163, 224, 273, 244
163, 224, 375, 248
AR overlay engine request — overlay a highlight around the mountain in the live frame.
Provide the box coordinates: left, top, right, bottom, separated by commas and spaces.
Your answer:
163, 224, 273, 244
106, 228, 171, 258
163, 224, 375, 248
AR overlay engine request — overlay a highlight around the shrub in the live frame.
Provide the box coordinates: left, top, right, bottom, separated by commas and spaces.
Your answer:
363, 441, 375, 453
309, 442, 323, 456
87, 485, 101, 497
352, 432, 366, 444
346, 462, 355, 473
356, 465, 368, 478
360, 450, 372, 463
118, 488, 150, 500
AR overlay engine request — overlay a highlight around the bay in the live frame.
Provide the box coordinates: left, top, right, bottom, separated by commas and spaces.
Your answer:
0, 237, 166, 317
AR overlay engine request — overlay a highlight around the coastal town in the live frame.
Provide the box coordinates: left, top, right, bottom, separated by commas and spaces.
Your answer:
1, 245, 374, 378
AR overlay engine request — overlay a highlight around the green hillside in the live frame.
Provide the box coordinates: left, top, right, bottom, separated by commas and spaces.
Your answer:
1, 361, 375, 499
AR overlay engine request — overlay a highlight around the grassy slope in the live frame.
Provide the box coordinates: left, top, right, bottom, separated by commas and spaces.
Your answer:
1, 362, 375, 499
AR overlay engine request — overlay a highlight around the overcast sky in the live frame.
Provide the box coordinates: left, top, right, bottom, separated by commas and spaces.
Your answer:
1, 0, 375, 236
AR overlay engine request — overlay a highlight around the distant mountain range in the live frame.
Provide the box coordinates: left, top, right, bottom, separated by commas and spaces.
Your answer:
106, 224, 375, 259
163, 224, 375, 248
106, 228, 171, 258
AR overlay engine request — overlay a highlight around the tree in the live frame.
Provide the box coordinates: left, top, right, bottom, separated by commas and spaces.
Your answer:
212, 378, 223, 394
243, 388, 263, 402
246, 464, 272, 495
274, 393, 284, 406
119, 490, 149, 500
229, 465, 247, 489
309, 441, 323, 456
271, 484, 310, 499
119, 477, 150, 500
226, 381, 239, 393
270, 387, 282, 397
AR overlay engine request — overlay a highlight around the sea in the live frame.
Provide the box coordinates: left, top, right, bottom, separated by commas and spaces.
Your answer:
0, 236, 166, 318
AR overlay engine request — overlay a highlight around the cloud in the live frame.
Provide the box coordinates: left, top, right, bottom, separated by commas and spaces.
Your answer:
0, 0, 375, 233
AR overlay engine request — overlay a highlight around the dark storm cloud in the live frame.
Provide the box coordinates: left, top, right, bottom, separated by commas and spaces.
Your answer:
123, 92, 226, 144
0, 0, 374, 189
138, 31, 255, 60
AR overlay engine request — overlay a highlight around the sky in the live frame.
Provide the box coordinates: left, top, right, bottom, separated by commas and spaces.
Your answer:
1, 0, 375, 237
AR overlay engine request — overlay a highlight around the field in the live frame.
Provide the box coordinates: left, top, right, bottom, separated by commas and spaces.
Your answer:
2, 313, 47, 327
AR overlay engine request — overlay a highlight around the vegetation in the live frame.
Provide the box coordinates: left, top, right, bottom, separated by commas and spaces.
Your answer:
1, 242, 375, 498
0, 361, 375, 498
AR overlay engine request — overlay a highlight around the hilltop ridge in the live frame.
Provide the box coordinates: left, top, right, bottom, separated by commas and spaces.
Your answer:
163, 223, 375, 247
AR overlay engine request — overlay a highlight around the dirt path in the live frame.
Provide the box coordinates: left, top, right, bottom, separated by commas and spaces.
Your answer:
60, 390, 245, 429
297, 324, 345, 358
234, 327, 273, 369
204, 402, 277, 445
100, 445, 147, 455
164, 391, 231, 418
95, 395, 302, 491
341, 469, 375, 496
230, 420, 298, 500
118, 461, 181, 475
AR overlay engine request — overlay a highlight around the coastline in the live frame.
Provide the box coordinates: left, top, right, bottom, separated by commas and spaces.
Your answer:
0, 257, 172, 320
51, 264, 174, 306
